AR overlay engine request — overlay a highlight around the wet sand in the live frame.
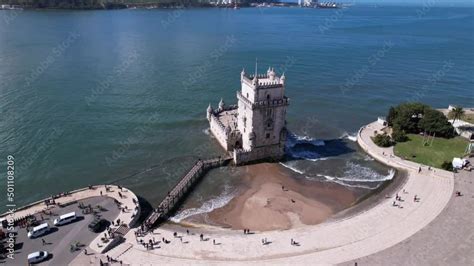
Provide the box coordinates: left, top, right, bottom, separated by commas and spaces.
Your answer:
206, 163, 358, 231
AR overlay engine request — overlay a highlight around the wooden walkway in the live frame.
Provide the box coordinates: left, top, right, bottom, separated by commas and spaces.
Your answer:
144, 156, 232, 230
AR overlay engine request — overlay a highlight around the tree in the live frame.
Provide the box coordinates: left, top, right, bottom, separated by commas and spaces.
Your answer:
449, 106, 464, 134
388, 102, 456, 139
386, 106, 397, 127
441, 161, 453, 172
419, 109, 455, 138
392, 127, 408, 142
391, 102, 430, 134
373, 133, 393, 147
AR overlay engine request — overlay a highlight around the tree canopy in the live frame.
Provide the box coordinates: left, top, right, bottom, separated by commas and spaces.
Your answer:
387, 102, 454, 138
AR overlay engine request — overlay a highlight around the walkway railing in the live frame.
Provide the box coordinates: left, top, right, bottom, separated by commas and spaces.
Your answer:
143, 155, 232, 230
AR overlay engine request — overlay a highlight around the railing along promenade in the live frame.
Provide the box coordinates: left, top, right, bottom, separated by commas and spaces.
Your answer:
144, 156, 232, 230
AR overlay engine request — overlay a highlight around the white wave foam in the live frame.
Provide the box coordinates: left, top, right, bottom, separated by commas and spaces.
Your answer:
288, 149, 325, 161
286, 133, 325, 148
313, 174, 375, 190
279, 162, 305, 175
170, 190, 235, 223
202, 128, 211, 136
338, 169, 395, 183
306, 162, 395, 190
344, 162, 395, 183
305, 157, 329, 162
340, 131, 357, 142
286, 132, 327, 162
363, 155, 375, 161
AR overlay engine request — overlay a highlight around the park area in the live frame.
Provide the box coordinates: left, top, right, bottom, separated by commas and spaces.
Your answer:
394, 134, 469, 169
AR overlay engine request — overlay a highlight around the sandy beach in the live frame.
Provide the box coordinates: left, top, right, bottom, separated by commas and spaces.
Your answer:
206, 163, 358, 231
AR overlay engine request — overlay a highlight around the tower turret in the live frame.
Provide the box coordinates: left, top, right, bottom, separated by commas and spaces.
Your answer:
252, 75, 258, 87
218, 98, 225, 111
268, 67, 276, 81
206, 103, 213, 121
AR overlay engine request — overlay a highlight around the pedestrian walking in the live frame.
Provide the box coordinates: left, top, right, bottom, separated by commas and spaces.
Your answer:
42, 238, 46, 245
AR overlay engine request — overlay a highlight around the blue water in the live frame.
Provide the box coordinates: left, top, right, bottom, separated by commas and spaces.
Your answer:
0, 5, 473, 213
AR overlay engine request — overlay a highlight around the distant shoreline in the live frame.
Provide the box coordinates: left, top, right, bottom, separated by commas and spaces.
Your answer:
0, 2, 301, 11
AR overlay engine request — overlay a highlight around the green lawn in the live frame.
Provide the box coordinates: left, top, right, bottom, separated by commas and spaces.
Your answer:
394, 134, 468, 168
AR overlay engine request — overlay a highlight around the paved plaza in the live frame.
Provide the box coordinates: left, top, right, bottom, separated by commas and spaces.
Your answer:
2, 197, 120, 266
0, 185, 139, 265
343, 169, 473, 266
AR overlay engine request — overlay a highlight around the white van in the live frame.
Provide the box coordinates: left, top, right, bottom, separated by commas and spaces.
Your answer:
53, 212, 77, 226
27, 251, 49, 264
27, 223, 50, 239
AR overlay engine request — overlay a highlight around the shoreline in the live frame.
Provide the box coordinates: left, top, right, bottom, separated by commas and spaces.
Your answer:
328, 168, 407, 222
206, 163, 354, 231
0, 2, 299, 11
5, 121, 456, 264
180, 159, 400, 232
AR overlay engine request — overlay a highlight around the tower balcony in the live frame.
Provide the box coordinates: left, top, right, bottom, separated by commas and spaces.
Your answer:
237, 91, 289, 109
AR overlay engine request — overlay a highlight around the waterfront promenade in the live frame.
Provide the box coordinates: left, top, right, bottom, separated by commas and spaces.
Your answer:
1, 185, 140, 255
3, 185, 139, 225
74, 121, 456, 265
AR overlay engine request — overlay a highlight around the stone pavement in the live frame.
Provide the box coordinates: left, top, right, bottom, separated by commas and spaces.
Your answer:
342, 167, 474, 266
1, 184, 140, 256
3, 197, 120, 266
96, 121, 455, 265
2, 185, 139, 228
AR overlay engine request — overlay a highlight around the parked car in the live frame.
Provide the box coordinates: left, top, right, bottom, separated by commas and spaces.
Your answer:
27, 251, 49, 264
88, 219, 110, 233
53, 212, 77, 226
27, 223, 50, 239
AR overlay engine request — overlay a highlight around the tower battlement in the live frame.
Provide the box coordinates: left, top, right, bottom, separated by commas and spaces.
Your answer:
207, 66, 289, 164
240, 67, 286, 90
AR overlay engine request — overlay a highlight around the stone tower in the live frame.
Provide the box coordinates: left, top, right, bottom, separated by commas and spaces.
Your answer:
235, 67, 289, 162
